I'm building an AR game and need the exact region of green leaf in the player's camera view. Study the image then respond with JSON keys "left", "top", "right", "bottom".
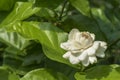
{"left": 22, "top": 43, "right": 44, "bottom": 66}
{"left": 35, "top": 0, "right": 64, "bottom": 9}
{"left": 69, "top": 0, "right": 90, "bottom": 16}
{"left": 75, "top": 65, "right": 120, "bottom": 80}
{"left": 61, "top": 14, "right": 106, "bottom": 40}
{"left": 0, "top": 12, "right": 10, "bottom": 23}
{"left": 3, "top": 43, "right": 45, "bottom": 76}
{"left": 0, "top": 0, "right": 28, "bottom": 11}
{"left": 5, "top": 21, "right": 79, "bottom": 68}
{"left": 0, "top": 29, "right": 30, "bottom": 55}
{"left": 0, "top": 2, "right": 40, "bottom": 27}
{"left": 45, "top": 59, "right": 77, "bottom": 80}
{"left": 91, "top": 8, "right": 120, "bottom": 42}
{"left": 35, "top": 8, "right": 55, "bottom": 20}
{"left": 0, "top": 2, "right": 39, "bottom": 55}
{"left": 3, "top": 52, "right": 24, "bottom": 72}
{"left": 20, "top": 68, "right": 68, "bottom": 80}
{"left": 74, "top": 72, "right": 86, "bottom": 80}
{"left": 0, "top": 0, "right": 15, "bottom": 11}
{"left": 9, "top": 73, "right": 20, "bottom": 80}
{"left": 0, "top": 66, "right": 20, "bottom": 80}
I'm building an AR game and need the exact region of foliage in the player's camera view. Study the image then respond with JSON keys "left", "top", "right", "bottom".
{"left": 0, "top": 0, "right": 120, "bottom": 80}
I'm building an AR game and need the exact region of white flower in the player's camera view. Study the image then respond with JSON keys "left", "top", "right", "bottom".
{"left": 60, "top": 29, "right": 107, "bottom": 66}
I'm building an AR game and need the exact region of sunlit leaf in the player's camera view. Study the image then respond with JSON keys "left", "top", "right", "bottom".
{"left": 75, "top": 65, "right": 120, "bottom": 80}
{"left": 0, "top": 2, "right": 40, "bottom": 55}
{"left": 0, "top": 29, "right": 30, "bottom": 55}
{"left": 20, "top": 68, "right": 68, "bottom": 80}
{"left": 5, "top": 21, "right": 79, "bottom": 68}
{"left": 0, "top": 2, "right": 40, "bottom": 27}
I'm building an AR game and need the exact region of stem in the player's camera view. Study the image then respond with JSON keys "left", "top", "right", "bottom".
{"left": 59, "top": 0, "right": 68, "bottom": 20}
{"left": 78, "top": 63, "right": 85, "bottom": 72}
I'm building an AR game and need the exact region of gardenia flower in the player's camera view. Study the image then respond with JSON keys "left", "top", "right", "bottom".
{"left": 60, "top": 29, "right": 107, "bottom": 66}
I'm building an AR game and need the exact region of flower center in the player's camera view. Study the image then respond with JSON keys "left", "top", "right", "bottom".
{"left": 81, "top": 32, "right": 90, "bottom": 38}
{"left": 79, "top": 32, "right": 93, "bottom": 49}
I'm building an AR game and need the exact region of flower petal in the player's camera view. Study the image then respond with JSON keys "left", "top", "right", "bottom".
{"left": 79, "top": 32, "right": 93, "bottom": 49}
{"left": 89, "top": 56, "right": 97, "bottom": 64}
{"left": 96, "top": 52, "right": 105, "bottom": 58}
{"left": 90, "top": 33, "right": 95, "bottom": 40}
{"left": 68, "top": 29, "right": 93, "bottom": 48}
{"left": 86, "top": 47, "right": 96, "bottom": 56}
{"left": 95, "top": 41, "right": 107, "bottom": 49}
{"left": 92, "top": 41, "right": 100, "bottom": 50}
{"left": 61, "top": 28, "right": 107, "bottom": 66}
{"left": 60, "top": 41, "right": 81, "bottom": 51}
{"left": 68, "top": 28, "right": 80, "bottom": 40}
{"left": 79, "top": 51, "right": 88, "bottom": 61}
{"left": 99, "top": 41, "right": 107, "bottom": 49}
{"left": 63, "top": 51, "right": 71, "bottom": 59}
{"left": 96, "top": 47, "right": 105, "bottom": 58}
{"left": 95, "top": 41, "right": 107, "bottom": 58}
{"left": 69, "top": 54, "right": 80, "bottom": 64}
{"left": 60, "top": 42, "right": 71, "bottom": 50}
{"left": 87, "top": 41, "right": 100, "bottom": 56}
{"left": 81, "top": 57, "right": 89, "bottom": 66}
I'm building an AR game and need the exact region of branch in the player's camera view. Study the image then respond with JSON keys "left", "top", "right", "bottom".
{"left": 59, "top": 0, "right": 68, "bottom": 20}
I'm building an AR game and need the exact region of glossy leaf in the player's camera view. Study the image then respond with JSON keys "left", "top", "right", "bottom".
{"left": 0, "top": 2, "right": 40, "bottom": 55}
{"left": 75, "top": 65, "right": 120, "bottom": 80}
{"left": 20, "top": 68, "right": 68, "bottom": 80}
{"left": 0, "top": 0, "right": 28, "bottom": 11}
{"left": 0, "top": 29, "right": 30, "bottom": 55}
{"left": 69, "top": 0, "right": 90, "bottom": 16}
{"left": 5, "top": 21, "right": 79, "bottom": 68}
{"left": 0, "top": 2, "right": 40, "bottom": 27}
